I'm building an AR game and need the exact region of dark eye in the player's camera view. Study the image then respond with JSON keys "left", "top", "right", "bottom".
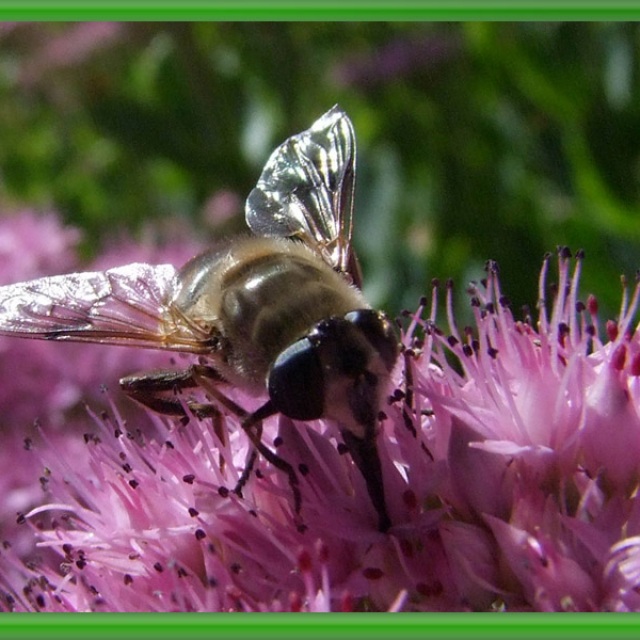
{"left": 267, "top": 337, "right": 325, "bottom": 421}
{"left": 344, "top": 309, "right": 399, "bottom": 372}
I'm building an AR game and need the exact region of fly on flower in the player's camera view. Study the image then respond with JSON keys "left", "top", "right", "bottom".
{"left": 0, "top": 106, "right": 399, "bottom": 532}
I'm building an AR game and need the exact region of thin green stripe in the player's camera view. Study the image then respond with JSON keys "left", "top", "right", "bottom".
{"left": 0, "top": 1, "right": 639, "bottom": 20}
{"left": 5, "top": 0, "right": 640, "bottom": 7}
{"left": 5, "top": 13, "right": 640, "bottom": 21}
{"left": 2, "top": 614, "right": 640, "bottom": 639}
{"left": 4, "top": 11, "right": 640, "bottom": 18}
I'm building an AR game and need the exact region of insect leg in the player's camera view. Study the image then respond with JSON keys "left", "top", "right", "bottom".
{"left": 120, "top": 368, "right": 202, "bottom": 417}
{"left": 121, "top": 364, "right": 234, "bottom": 419}
{"left": 233, "top": 435, "right": 260, "bottom": 497}
{"left": 120, "top": 367, "right": 230, "bottom": 470}
{"left": 122, "top": 365, "right": 303, "bottom": 520}
{"left": 191, "top": 368, "right": 302, "bottom": 519}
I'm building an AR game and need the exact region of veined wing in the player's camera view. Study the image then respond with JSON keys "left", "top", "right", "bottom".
{"left": 245, "top": 105, "right": 357, "bottom": 281}
{"left": 0, "top": 263, "right": 212, "bottom": 353}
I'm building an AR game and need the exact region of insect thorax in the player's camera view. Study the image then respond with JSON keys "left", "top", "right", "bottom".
{"left": 174, "top": 237, "right": 368, "bottom": 388}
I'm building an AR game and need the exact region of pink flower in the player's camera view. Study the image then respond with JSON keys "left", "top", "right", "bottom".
{"left": 3, "top": 225, "right": 640, "bottom": 611}
{"left": 0, "top": 210, "right": 81, "bottom": 284}
{"left": 0, "top": 211, "right": 203, "bottom": 551}
{"left": 414, "top": 249, "right": 640, "bottom": 610}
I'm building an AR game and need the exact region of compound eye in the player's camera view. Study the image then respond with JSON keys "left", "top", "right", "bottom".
{"left": 344, "top": 309, "right": 399, "bottom": 372}
{"left": 268, "top": 337, "right": 325, "bottom": 421}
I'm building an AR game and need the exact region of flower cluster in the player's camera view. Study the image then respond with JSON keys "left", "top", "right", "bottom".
{"left": 2, "top": 210, "right": 640, "bottom": 611}
{"left": 0, "top": 211, "right": 203, "bottom": 554}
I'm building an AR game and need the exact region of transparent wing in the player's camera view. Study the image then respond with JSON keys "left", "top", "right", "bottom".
{"left": 0, "top": 263, "right": 211, "bottom": 353}
{"left": 245, "top": 104, "right": 357, "bottom": 278}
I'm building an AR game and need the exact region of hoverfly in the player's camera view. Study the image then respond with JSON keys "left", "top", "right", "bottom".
{"left": 0, "top": 106, "right": 399, "bottom": 532}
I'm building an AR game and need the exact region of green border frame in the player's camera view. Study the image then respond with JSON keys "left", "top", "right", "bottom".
{"left": 1, "top": 3, "right": 640, "bottom": 638}
{"left": 0, "top": 0, "right": 638, "bottom": 20}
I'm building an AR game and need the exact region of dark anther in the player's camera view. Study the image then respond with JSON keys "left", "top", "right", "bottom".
{"left": 363, "top": 567, "right": 384, "bottom": 580}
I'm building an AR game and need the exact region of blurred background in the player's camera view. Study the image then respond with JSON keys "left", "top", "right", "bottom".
{"left": 0, "top": 21, "right": 639, "bottom": 323}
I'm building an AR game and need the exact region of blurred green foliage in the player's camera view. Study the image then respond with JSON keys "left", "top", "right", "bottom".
{"left": 0, "top": 22, "right": 639, "bottom": 323}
